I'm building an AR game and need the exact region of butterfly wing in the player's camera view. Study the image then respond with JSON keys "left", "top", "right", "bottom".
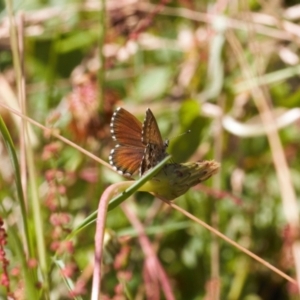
{"left": 109, "top": 146, "right": 145, "bottom": 177}
{"left": 142, "top": 109, "right": 164, "bottom": 146}
{"left": 140, "top": 109, "right": 168, "bottom": 175}
{"left": 109, "top": 107, "right": 145, "bottom": 176}
{"left": 110, "top": 107, "right": 144, "bottom": 147}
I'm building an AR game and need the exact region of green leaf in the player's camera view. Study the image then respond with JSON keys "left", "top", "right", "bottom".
{"left": 178, "top": 99, "right": 200, "bottom": 128}
{"left": 169, "top": 100, "right": 209, "bottom": 162}
{"left": 56, "top": 31, "right": 98, "bottom": 53}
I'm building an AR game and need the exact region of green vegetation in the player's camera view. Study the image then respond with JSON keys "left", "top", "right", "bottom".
{"left": 1, "top": 0, "right": 300, "bottom": 299}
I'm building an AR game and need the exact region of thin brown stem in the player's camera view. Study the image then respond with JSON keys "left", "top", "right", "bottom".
{"left": 162, "top": 200, "right": 297, "bottom": 285}
{"left": 0, "top": 102, "right": 112, "bottom": 170}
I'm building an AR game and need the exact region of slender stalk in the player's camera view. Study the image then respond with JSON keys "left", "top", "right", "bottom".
{"left": 27, "top": 138, "right": 50, "bottom": 297}
{"left": 0, "top": 102, "right": 112, "bottom": 169}
{"left": 0, "top": 116, "right": 38, "bottom": 298}
{"left": 210, "top": 96, "right": 224, "bottom": 300}
{"left": 17, "top": 12, "right": 28, "bottom": 230}
{"left": 3, "top": 2, "right": 45, "bottom": 296}
{"left": 91, "top": 182, "right": 131, "bottom": 300}
{"left": 0, "top": 9, "right": 49, "bottom": 288}
{"left": 5, "top": 0, "right": 21, "bottom": 88}
{"left": 4, "top": 0, "right": 32, "bottom": 256}
{"left": 121, "top": 203, "right": 175, "bottom": 300}
{"left": 162, "top": 200, "right": 297, "bottom": 285}
{"left": 98, "top": 0, "right": 106, "bottom": 110}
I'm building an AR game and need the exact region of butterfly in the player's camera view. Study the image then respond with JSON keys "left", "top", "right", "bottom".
{"left": 109, "top": 107, "right": 169, "bottom": 177}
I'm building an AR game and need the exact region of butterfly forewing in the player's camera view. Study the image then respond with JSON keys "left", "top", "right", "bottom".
{"left": 110, "top": 107, "right": 144, "bottom": 147}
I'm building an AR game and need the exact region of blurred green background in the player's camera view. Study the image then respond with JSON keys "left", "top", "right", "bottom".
{"left": 1, "top": 0, "right": 300, "bottom": 299}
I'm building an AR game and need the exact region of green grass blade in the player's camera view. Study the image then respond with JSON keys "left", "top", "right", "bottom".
{"left": 0, "top": 116, "right": 32, "bottom": 256}
{"left": 68, "top": 155, "right": 172, "bottom": 238}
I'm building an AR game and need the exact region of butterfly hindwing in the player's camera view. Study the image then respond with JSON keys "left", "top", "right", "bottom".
{"left": 109, "top": 146, "right": 145, "bottom": 177}
{"left": 142, "top": 109, "right": 164, "bottom": 146}
{"left": 139, "top": 109, "right": 168, "bottom": 175}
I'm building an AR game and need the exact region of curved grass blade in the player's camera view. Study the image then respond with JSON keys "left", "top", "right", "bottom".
{"left": 0, "top": 115, "right": 38, "bottom": 298}
{"left": 68, "top": 155, "right": 172, "bottom": 238}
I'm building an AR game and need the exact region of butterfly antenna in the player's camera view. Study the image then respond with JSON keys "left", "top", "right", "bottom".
{"left": 170, "top": 130, "right": 191, "bottom": 141}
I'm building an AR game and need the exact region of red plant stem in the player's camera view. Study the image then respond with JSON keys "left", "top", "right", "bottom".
{"left": 121, "top": 203, "right": 175, "bottom": 300}
{"left": 91, "top": 181, "right": 132, "bottom": 300}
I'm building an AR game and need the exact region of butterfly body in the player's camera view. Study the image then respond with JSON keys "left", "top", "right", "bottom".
{"left": 109, "top": 107, "right": 168, "bottom": 177}
{"left": 140, "top": 142, "right": 168, "bottom": 175}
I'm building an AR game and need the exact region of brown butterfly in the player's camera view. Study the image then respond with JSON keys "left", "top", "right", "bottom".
{"left": 109, "top": 107, "right": 168, "bottom": 177}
